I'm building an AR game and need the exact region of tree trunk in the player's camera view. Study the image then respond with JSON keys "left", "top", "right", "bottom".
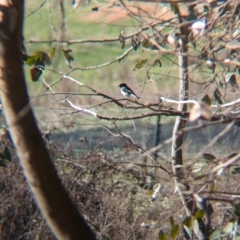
{"left": 0, "top": 1, "right": 96, "bottom": 239}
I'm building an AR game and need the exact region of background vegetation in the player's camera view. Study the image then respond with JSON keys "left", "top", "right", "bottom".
{"left": 1, "top": 0, "right": 240, "bottom": 239}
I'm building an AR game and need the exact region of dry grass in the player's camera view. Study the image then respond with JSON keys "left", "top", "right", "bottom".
{"left": 1, "top": 130, "right": 239, "bottom": 239}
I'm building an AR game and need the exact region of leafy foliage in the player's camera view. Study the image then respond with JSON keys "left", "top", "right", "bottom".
{"left": 158, "top": 230, "right": 167, "bottom": 240}
{"left": 62, "top": 49, "right": 74, "bottom": 65}
{"left": 133, "top": 59, "right": 148, "bottom": 71}
{"left": 24, "top": 47, "right": 73, "bottom": 81}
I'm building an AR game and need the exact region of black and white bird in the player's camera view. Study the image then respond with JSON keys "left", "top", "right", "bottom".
{"left": 118, "top": 83, "right": 140, "bottom": 99}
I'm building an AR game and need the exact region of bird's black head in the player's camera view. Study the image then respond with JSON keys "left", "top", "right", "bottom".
{"left": 119, "top": 83, "right": 127, "bottom": 88}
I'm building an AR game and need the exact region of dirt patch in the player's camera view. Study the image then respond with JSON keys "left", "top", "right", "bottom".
{"left": 77, "top": 2, "right": 188, "bottom": 23}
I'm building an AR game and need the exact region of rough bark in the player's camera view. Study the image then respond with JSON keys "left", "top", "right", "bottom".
{"left": 171, "top": 7, "right": 189, "bottom": 180}
{"left": 0, "top": 1, "right": 96, "bottom": 239}
{"left": 171, "top": 7, "right": 207, "bottom": 240}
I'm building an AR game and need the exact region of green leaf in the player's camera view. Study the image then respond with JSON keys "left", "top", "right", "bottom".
{"left": 142, "top": 39, "right": 151, "bottom": 48}
{"left": 30, "top": 66, "right": 43, "bottom": 82}
{"left": 25, "top": 55, "right": 38, "bottom": 65}
{"left": 193, "top": 219, "right": 200, "bottom": 236}
{"left": 207, "top": 202, "right": 214, "bottom": 215}
{"left": 222, "top": 222, "right": 234, "bottom": 236}
{"left": 235, "top": 120, "right": 240, "bottom": 127}
{"left": 119, "top": 30, "right": 125, "bottom": 49}
{"left": 132, "top": 35, "right": 141, "bottom": 51}
{"left": 49, "top": 47, "right": 56, "bottom": 59}
{"left": 0, "top": 153, "right": 5, "bottom": 159}
{"left": 213, "top": 88, "right": 224, "bottom": 105}
{"left": 170, "top": 224, "right": 179, "bottom": 239}
{"left": 0, "top": 160, "right": 8, "bottom": 168}
{"left": 202, "top": 153, "right": 216, "bottom": 161}
{"left": 194, "top": 209, "right": 205, "bottom": 219}
{"left": 169, "top": 216, "right": 175, "bottom": 227}
{"left": 35, "top": 51, "right": 50, "bottom": 65}
{"left": 229, "top": 153, "right": 238, "bottom": 158}
{"left": 25, "top": 50, "right": 53, "bottom": 66}
{"left": 234, "top": 202, "right": 240, "bottom": 217}
{"left": 159, "top": 230, "right": 167, "bottom": 240}
{"left": 201, "top": 94, "right": 212, "bottom": 106}
{"left": 26, "top": 51, "right": 50, "bottom": 66}
{"left": 0, "top": 181, "right": 5, "bottom": 192}
{"left": 183, "top": 216, "right": 192, "bottom": 228}
{"left": 225, "top": 71, "right": 238, "bottom": 89}
{"left": 219, "top": 80, "right": 225, "bottom": 89}
{"left": 200, "top": 48, "right": 207, "bottom": 59}
{"left": 190, "top": 33, "right": 196, "bottom": 49}
{"left": 183, "top": 225, "right": 192, "bottom": 239}
{"left": 91, "top": 6, "right": 99, "bottom": 11}
{"left": 232, "top": 220, "right": 239, "bottom": 236}
{"left": 231, "top": 166, "right": 240, "bottom": 174}
{"left": 153, "top": 59, "right": 162, "bottom": 67}
{"left": 133, "top": 59, "right": 148, "bottom": 71}
{"left": 62, "top": 49, "right": 74, "bottom": 64}
{"left": 208, "top": 181, "right": 217, "bottom": 193}
{"left": 209, "top": 229, "right": 221, "bottom": 240}
{"left": 4, "top": 146, "right": 11, "bottom": 162}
